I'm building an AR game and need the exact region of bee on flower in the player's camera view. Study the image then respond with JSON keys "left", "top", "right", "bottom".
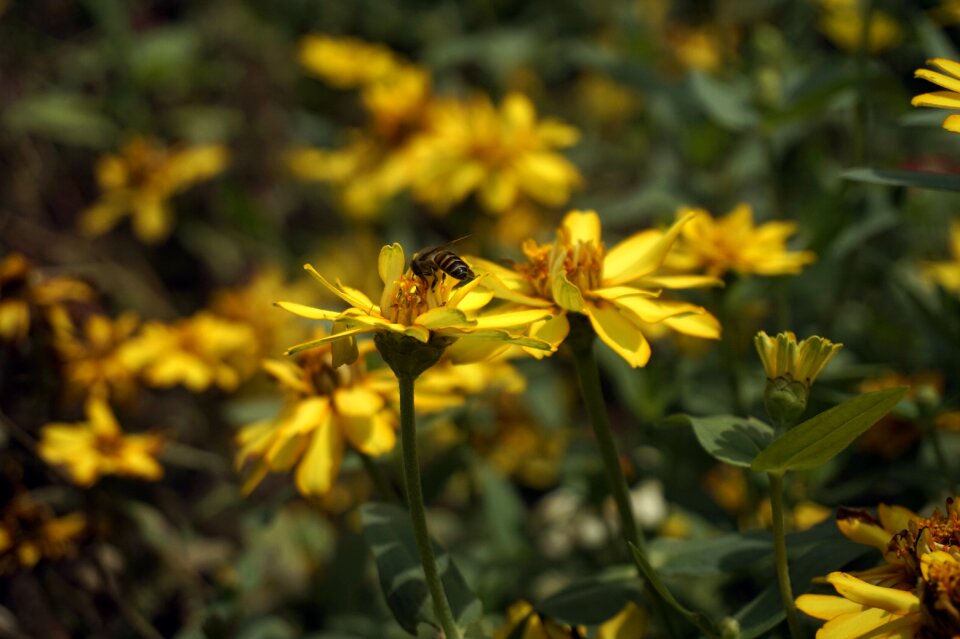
{"left": 79, "top": 136, "right": 228, "bottom": 243}
{"left": 39, "top": 397, "right": 164, "bottom": 487}
{"left": 471, "top": 210, "right": 721, "bottom": 367}
{"left": 0, "top": 253, "right": 95, "bottom": 344}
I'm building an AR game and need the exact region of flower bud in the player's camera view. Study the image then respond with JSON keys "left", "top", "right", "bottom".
{"left": 763, "top": 376, "right": 809, "bottom": 427}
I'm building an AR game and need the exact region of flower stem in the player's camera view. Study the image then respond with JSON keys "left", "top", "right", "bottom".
{"left": 397, "top": 374, "right": 461, "bottom": 639}
{"left": 768, "top": 472, "right": 802, "bottom": 639}
{"left": 567, "top": 326, "right": 682, "bottom": 639}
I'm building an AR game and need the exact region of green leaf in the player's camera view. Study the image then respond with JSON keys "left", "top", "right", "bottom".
{"left": 751, "top": 387, "right": 908, "bottom": 473}
{"left": 672, "top": 414, "right": 774, "bottom": 468}
{"left": 536, "top": 575, "right": 642, "bottom": 626}
{"left": 629, "top": 544, "right": 719, "bottom": 638}
{"left": 689, "top": 71, "right": 759, "bottom": 130}
{"left": 4, "top": 92, "right": 118, "bottom": 148}
{"left": 649, "top": 533, "right": 771, "bottom": 578}
{"left": 843, "top": 168, "right": 960, "bottom": 193}
{"left": 360, "top": 503, "right": 482, "bottom": 636}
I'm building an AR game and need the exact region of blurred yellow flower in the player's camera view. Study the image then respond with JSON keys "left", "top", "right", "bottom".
{"left": 39, "top": 397, "right": 164, "bottom": 487}
{"left": 236, "top": 342, "right": 397, "bottom": 496}
{"left": 666, "top": 25, "right": 728, "bottom": 72}
{"left": 818, "top": 0, "right": 902, "bottom": 53}
{"left": 79, "top": 136, "right": 228, "bottom": 243}
{"left": 277, "top": 243, "right": 552, "bottom": 357}
{"left": 0, "top": 253, "right": 95, "bottom": 343}
{"left": 754, "top": 331, "right": 841, "bottom": 387}
{"left": 494, "top": 600, "right": 646, "bottom": 639}
{"left": 921, "top": 220, "right": 960, "bottom": 293}
{"left": 298, "top": 35, "right": 401, "bottom": 89}
{"left": 474, "top": 210, "right": 721, "bottom": 367}
{"left": 411, "top": 93, "right": 581, "bottom": 215}
{"left": 52, "top": 312, "right": 142, "bottom": 402}
{"left": 0, "top": 493, "right": 86, "bottom": 573}
{"left": 122, "top": 312, "right": 257, "bottom": 392}
{"left": 913, "top": 59, "right": 960, "bottom": 133}
{"left": 668, "top": 204, "right": 816, "bottom": 277}
{"left": 575, "top": 73, "right": 642, "bottom": 128}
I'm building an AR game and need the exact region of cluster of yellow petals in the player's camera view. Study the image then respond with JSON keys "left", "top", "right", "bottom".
{"left": 754, "top": 331, "right": 843, "bottom": 387}
{"left": 0, "top": 252, "right": 95, "bottom": 343}
{"left": 39, "top": 397, "right": 164, "bottom": 487}
{"left": 290, "top": 35, "right": 581, "bottom": 218}
{"left": 475, "top": 210, "right": 721, "bottom": 367}
{"left": 277, "top": 243, "right": 552, "bottom": 358}
{"left": 0, "top": 493, "right": 86, "bottom": 573}
{"left": 797, "top": 497, "right": 960, "bottom": 638}
{"left": 668, "top": 204, "right": 816, "bottom": 278}
{"left": 913, "top": 59, "right": 960, "bottom": 133}
{"left": 818, "top": 0, "right": 903, "bottom": 53}
{"left": 52, "top": 312, "right": 142, "bottom": 402}
{"left": 121, "top": 312, "right": 257, "bottom": 392}
{"left": 80, "top": 136, "right": 228, "bottom": 243}
{"left": 494, "top": 600, "right": 646, "bottom": 639}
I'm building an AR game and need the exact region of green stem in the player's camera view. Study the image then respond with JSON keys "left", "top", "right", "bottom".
{"left": 568, "top": 332, "right": 683, "bottom": 639}
{"left": 768, "top": 472, "right": 802, "bottom": 639}
{"left": 397, "top": 374, "right": 461, "bottom": 639}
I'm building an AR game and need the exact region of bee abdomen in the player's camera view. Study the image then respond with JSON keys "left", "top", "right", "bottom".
{"left": 435, "top": 251, "right": 475, "bottom": 281}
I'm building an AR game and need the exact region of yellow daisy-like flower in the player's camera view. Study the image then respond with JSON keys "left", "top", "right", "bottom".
{"left": 121, "top": 312, "right": 257, "bottom": 392}
{"left": 0, "top": 493, "right": 86, "bottom": 573}
{"left": 665, "top": 24, "right": 729, "bottom": 73}
{"left": 276, "top": 243, "right": 552, "bottom": 358}
{"left": 818, "top": 0, "right": 903, "bottom": 53}
{"left": 52, "top": 312, "right": 142, "bottom": 402}
{"left": 38, "top": 397, "right": 164, "bottom": 487}
{"left": 411, "top": 93, "right": 582, "bottom": 215}
{"left": 668, "top": 204, "right": 816, "bottom": 278}
{"left": 0, "top": 253, "right": 95, "bottom": 343}
{"left": 921, "top": 220, "right": 960, "bottom": 293}
{"left": 494, "top": 600, "right": 647, "bottom": 639}
{"left": 298, "top": 35, "right": 401, "bottom": 89}
{"left": 474, "top": 210, "right": 721, "bottom": 367}
{"left": 79, "top": 136, "right": 228, "bottom": 243}
{"left": 236, "top": 340, "right": 485, "bottom": 496}
{"left": 912, "top": 59, "right": 960, "bottom": 133}
{"left": 754, "top": 331, "right": 842, "bottom": 388}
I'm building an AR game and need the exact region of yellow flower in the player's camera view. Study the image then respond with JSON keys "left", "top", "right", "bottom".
{"left": 754, "top": 331, "right": 842, "bottom": 387}
{"left": 494, "top": 600, "right": 646, "bottom": 639}
{"left": 475, "top": 210, "right": 721, "bottom": 367}
{"left": 236, "top": 339, "right": 480, "bottom": 496}
{"left": 818, "top": 0, "right": 902, "bottom": 53}
{"left": 39, "top": 397, "right": 164, "bottom": 487}
{"left": 53, "top": 312, "right": 142, "bottom": 402}
{"left": 411, "top": 93, "right": 581, "bottom": 215}
{"left": 665, "top": 25, "right": 729, "bottom": 72}
{"left": 668, "top": 204, "right": 816, "bottom": 277}
{"left": 0, "top": 493, "right": 86, "bottom": 573}
{"left": 913, "top": 59, "right": 960, "bottom": 133}
{"left": 121, "top": 312, "right": 257, "bottom": 392}
{"left": 298, "top": 35, "right": 401, "bottom": 89}
{"left": 921, "top": 220, "right": 960, "bottom": 293}
{"left": 79, "top": 136, "right": 228, "bottom": 243}
{"left": 276, "top": 243, "right": 552, "bottom": 358}
{"left": 0, "top": 253, "right": 95, "bottom": 343}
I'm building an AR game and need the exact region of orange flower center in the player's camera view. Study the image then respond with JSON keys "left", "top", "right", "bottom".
{"left": 382, "top": 271, "right": 453, "bottom": 325}
{"left": 299, "top": 348, "right": 359, "bottom": 396}
{"left": 561, "top": 236, "right": 605, "bottom": 293}
{"left": 923, "top": 558, "right": 960, "bottom": 635}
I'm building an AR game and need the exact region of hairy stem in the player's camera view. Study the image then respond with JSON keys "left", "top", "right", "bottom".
{"left": 769, "top": 472, "right": 802, "bottom": 639}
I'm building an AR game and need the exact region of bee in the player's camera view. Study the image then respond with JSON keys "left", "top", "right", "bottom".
{"left": 411, "top": 238, "right": 476, "bottom": 290}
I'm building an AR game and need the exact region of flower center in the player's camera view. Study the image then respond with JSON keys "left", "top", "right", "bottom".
{"left": 94, "top": 433, "right": 124, "bottom": 457}
{"left": 300, "top": 348, "right": 352, "bottom": 395}
{"left": 560, "top": 236, "right": 605, "bottom": 293}
{"left": 382, "top": 271, "right": 451, "bottom": 325}
{"left": 922, "top": 556, "right": 960, "bottom": 635}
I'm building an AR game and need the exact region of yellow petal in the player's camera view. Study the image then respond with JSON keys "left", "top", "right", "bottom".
{"left": 610, "top": 296, "right": 701, "bottom": 324}
{"left": 943, "top": 113, "right": 960, "bottom": 132}
{"left": 915, "top": 68, "right": 960, "bottom": 94}
{"left": 561, "top": 210, "right": 601, "bottom": 244}
{"left": 131, "top": 197, "right": 173, "bottom": 243}
{"left": 415, "top": 307, "right": 472, "bottom": 330}
{"left": 341, "top": 411, "right": 396, "bottom": 456}
{"left": 795, "top": 594, "right": 869, "bottom": 621}
{"left": 817, "top": 607, "right": 911, "bottom": 639}
{"left": 79, "top": 198, "right": 129, "bottom": 237}
{"left": 333, "top": 386, "right": 384, "bottom": 417}
{"left": 285, "top": 328, "right": 371, "bottom": 356}
{"left": 634, "top": 274, "right": 724, "bottom": 289}
{"left": 304, "top": 264, "right": 376, "bottom": 312}
{"left": 929, "top": 57, "right": 960, "bottom": 78}
{"left": 295, "top": 414, "right": 343, "bottom": 496}
{"left": 275, "top": 301, "right": 343, "bottom": 321}
{"left": 911, "top": 90, "right": 960, "bottom": 109}
{"left": 837, "top": 517, "right": 892, "bottom": 551}
{"left": 378, "top": 243, "right": 406, "bottom": 287}
{"left": 826, "top": 572, "right": 920, "bottom": 614}
{"left": 603, "top": 212, "right": 695, "bottom": 284}
{"left": 86, "top": 397, "right": 120, "bottom": 436}
{"left": 877, "top": 504, "right": 916, "bottom": 536}
{"left": 596, "top": 602, "right": 646, "bottom": 639}
{"left": 473, "top": 309, "right": 553, "bottom": 330}
{"left": 585, "top": 302, "right": 651, "bottom": 368}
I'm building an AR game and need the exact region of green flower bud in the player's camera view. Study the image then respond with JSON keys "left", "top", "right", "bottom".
{"left": 764, "top": 375, "right": 809, "bottom": 428}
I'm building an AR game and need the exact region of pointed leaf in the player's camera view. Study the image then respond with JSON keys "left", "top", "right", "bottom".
{"left": 536, "top": 575, "right": 642, "bottom": 626}
{"left": 672, "top": 414, "right": 774, "bottom": 468}
{"left": 843, "top": 168, "right": 960, "bottom": 192}
{"left": 360, "top": 503, "right": 482, "bottom": 636}
{"left": 751, "top": 387, "right": 908, "bottom": 473}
